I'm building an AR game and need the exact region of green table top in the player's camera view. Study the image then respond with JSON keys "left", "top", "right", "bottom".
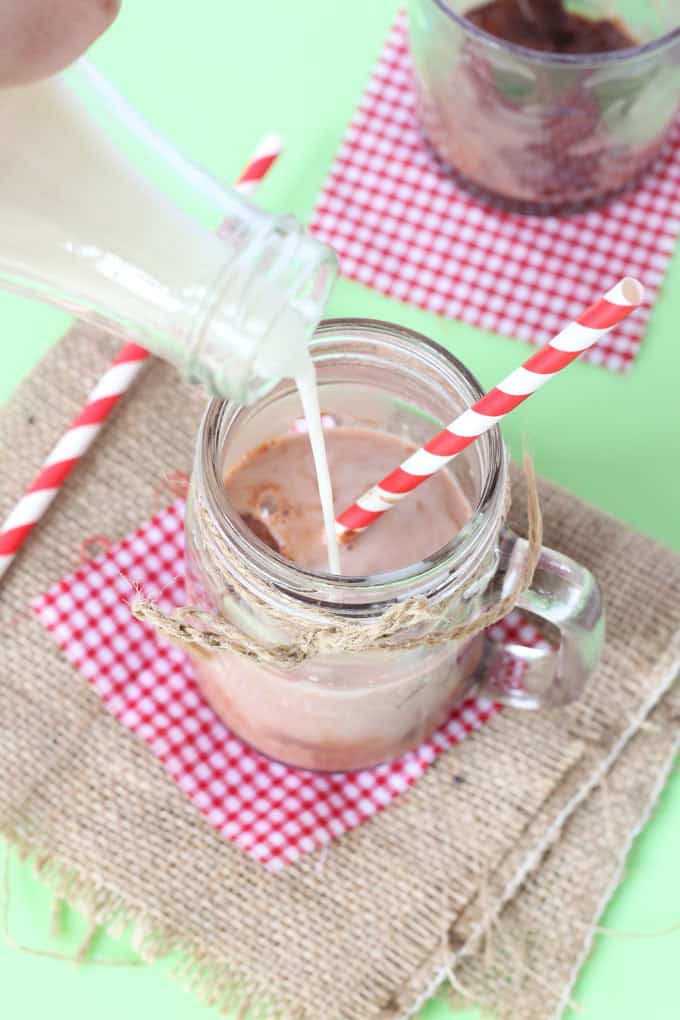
{"left": 1, "top": 2, "right": 678, "bottom": 1018}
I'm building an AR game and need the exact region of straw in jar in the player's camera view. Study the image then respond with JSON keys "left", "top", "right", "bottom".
{"left": 336, "top": 278, "right": 644, "bottom": 537}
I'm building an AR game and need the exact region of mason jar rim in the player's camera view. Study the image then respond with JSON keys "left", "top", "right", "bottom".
{"left": 427, "top": 0, "right": 680, "bottom": 66}
{"left": 196, "top": 317, "right": 506, "bottom": 611}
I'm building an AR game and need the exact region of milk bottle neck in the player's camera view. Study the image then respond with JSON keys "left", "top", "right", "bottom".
{"left": 0, "top": 61, "right": 337, "bottom": 403}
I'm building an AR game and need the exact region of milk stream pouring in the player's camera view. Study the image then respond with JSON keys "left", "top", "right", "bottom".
{"left": 0, "top": 60, "right": 341, "bottom": 569}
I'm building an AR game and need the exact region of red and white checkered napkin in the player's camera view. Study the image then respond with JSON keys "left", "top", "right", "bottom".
{"left": 32, "top": 500, "right": 546, "bottom": 871}
{"left": 310, "top": 11, "right": 680, "bottom": 373}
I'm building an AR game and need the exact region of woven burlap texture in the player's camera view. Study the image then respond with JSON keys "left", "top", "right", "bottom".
{"left": 0, "top": 326, "right": 678, "bottom": 1020}
{"left": 451, "top": 691, "right": 679, "bottom": 1020}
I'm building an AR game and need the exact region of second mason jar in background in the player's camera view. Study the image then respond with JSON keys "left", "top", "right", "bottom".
{"left": 408, "top": 0, "right": 680, "bottom": 209}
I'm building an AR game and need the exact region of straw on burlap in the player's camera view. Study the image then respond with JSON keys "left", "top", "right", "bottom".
{"left": 0, "top": 325, "right": 678, "bottom": 1020}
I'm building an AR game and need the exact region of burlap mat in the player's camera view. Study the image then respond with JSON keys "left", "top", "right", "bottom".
{"left": 0, "top": 326, "right": 678, "bottom": 1020}
{"left": 452, "top": 691, "right": 679, "bottom": 1020}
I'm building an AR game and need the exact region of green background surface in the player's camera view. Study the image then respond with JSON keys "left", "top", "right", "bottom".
{"left": 1, "top": 2, "right": 678, "bottom": 1018}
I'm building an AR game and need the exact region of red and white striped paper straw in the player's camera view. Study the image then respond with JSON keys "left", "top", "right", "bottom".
{"left": 0, "top": 137, "right": 283, "bottom": 581}
{"left": 336, "top": 278, "right": 645, "bottom": 538}
{"left": 0, "top": 342, "right": 149, "bottom": 579}
{"left": 233, "top": 133, "right": 283, "bottom": 196}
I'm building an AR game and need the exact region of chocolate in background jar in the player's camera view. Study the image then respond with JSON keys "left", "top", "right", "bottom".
{"left": 465, "top": 0, "right": 635, "bottom": 55}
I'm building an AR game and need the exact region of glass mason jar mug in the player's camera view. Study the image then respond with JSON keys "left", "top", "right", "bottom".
{"left": 185, "top": 320, "right": 604, "bottom": 772}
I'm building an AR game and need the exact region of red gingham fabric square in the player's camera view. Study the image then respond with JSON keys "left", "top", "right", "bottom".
{"left": 310, "top": 11, "right": 680, "bottom": 373}
{"left": 33, "top": 501, "right": 549, "bottom": 871}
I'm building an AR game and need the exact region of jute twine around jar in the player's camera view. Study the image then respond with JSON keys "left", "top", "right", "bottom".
{"left": 133, "top": 455, "right": 542, "bottom": 669}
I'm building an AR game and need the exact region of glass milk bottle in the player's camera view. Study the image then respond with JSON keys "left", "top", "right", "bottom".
{"left": 0, "top": 60, "right": 337, "bottom": 402}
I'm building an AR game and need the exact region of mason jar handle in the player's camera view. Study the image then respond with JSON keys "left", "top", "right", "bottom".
{"left": 477, "top": 528, "right": 605, "bottom": 709}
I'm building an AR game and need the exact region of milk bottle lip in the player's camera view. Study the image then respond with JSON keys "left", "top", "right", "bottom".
{"left": 194, "top": 319, "right": 507, "bottom": 612}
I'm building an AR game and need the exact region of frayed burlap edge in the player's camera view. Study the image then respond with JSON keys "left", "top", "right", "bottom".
{"left": 2, "top": 831, "right": 291, "bottom": 1020}
{"left": 391, "top": 646, "right": 680, "bottom": 1020}
{"left": 549, "top": 729, "right": 680, "bottom": 1020}
{"left": 3, "top": 660, "right": 677, "bottom": 1020}
{"left": 448, "top": 687, "right": 680, "bottom": 1020}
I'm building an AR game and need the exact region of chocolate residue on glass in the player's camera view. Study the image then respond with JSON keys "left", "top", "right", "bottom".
{"left": 466, "top": 0, "right": 636, "bottom": 53}
{"left": 240, "top": 512, "right": 282, "bottom": 555}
